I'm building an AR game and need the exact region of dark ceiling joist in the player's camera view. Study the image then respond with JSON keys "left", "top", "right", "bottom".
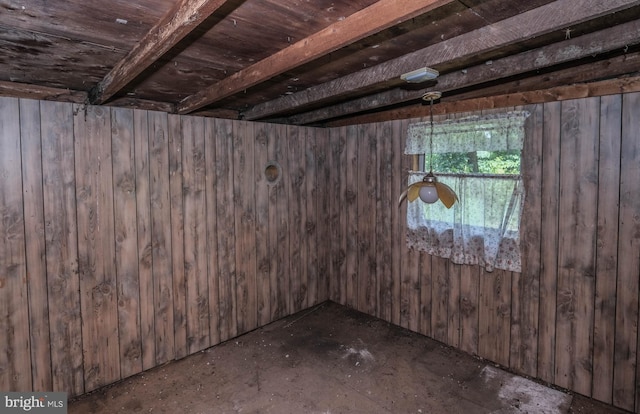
{"left": 326, "top": 68, "right": 640, "bottom": 127}
{"left": 89, "top": 0, "right": 231, "bottom": 105}
{"left": 0, "top": 80, "right": 87, "bottom": 103}
{"left": 287, "top": 18, "right": 640, "bottom": 125}
{"left": 243, "top": 0, "right": 640, "bottom": 121}
{"left": 175, "top": 0, "right": 455, "bottom": 114}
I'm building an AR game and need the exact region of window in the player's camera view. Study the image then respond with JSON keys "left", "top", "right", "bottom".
{"left": 404, "top": 111, "right": 529, "bottom": 272}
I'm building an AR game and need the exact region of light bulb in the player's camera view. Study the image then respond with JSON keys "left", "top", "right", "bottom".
{"left": 419, "top": 185, "right": 439, "bottom": 203}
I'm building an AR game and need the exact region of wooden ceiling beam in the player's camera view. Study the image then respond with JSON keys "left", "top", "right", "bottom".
{"left": 325, "top": 72, "right": 640, "bottom": 127}
{"left": 287, "top": 18, "right": 640, "bottom": 124}
{"left": 89, "top": 0, "right": 231, "bottom": 105}
{"left": 243, "top": 0, "right": 640, "bottom": 121}
{"left": 0, "top": 80, "right": 87, "bottom": 103}
{"left": 175, "top": 0, "right": 455, "bottom": 114}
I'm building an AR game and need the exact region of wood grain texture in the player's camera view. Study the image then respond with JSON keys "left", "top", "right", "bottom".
{"left": 614, "top": 92, "right": 640, "bottom": 411}
{"left": 20, "top": 99, "right": 53, "bottom": 391}
{"left": 287, "top": 126, "right": 305, "bottom": 312}
{"left": 592, "top": 95, "right": 621, "bottom": 405}
{"left": 40, "top": 100, "right": 84, "bottom": 395}
{"left": 555, "top": 98, "right": 598, "bottom": 396}
{"left": 254, "top": 123, "right": 271, "bottom": 326}
{"left": 0, "top": 97, "right": 31, "bottom": 391}
{"left": 111, "top": 107, "right": 144, "bottom": 378}
{"left": 133, "top": 109, "right": 156, "bottom": 370}
{"left": 305, "top": 127, "right": 319, "bottom": 307}
{"left": 74, "top": 105, "right": 120, "bottom": 392}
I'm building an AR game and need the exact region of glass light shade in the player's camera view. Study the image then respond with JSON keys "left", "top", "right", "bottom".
{"left": 419, "top": 184, "right": 439, "bottom": 203}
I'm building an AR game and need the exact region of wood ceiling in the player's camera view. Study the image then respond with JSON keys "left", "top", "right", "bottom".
{"left": 2, "top": 0, "right": 640, "bottom": 126}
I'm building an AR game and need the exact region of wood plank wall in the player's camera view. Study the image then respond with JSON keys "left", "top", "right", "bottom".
{"left": 0, "top": 97, "right": 328, "bottom": 397}
{"left": 328, "top": 93, "right": 640, "bottom": 412}
{"left": 2, "top": 92, "right": 640, "bottom": 412}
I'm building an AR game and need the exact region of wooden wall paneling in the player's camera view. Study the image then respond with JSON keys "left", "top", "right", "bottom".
{"left": 592, "top": 95, "right": 622, "bottom": 405}
{"left": 233, "top": 120, "right": 257, "bottom": 333}
{"left": 111, "top": 107, "right": 144, "bottom": 378}
{"left": 357, "top": 123, "right": 378, "bottom": 316}
{"left": 615, "top": 92, "right": 640, "bottom": 412}
{"left": 40, "top": 100, "right": 83, "bottom": 394}
{"left": 133, "top": 109, "right": 156, "bottom": 370}
{"left": 345, "top": 124, "right": 359, "bottom": 310}
{"left": 431, "top": 256, "right": 449, "bottom": 343}
{"left": 555, "top": 97, "right": 598, "bottom": 396}
{"left": 316, "top": 129, "right": 331, "bottom": 304}
{"left": 287, "top": 125, "right": 305, "bottom": 312}
{"left": 459, "top": 264, "right": 480, "bottom": 355}
{"left": 268, "top": 123, "right": 289, "bottom": 319}
{"left": 377, "top": 122, "right": 393, "bottom": 321}
{"left": 254, "top": 122, "right": 271, "bottom": 326}
{"left": 74, "top": 105, "right": 120, "bottom": 391}
{"left": 167, "top": 113, "right": 187, "bottom": 359}
{"left": 20, "top": 99, "right": 52, "bottom": 391}
{"left": 0, "top": 97, "right": 31, "bottom": 391}
{"left": 510, "top": 103, "right": 543, "bottom": 377}
{"left": 447, "top": 262, "right": 461, "bottom": 348}
{"left": 390, "top": 119, "right": 403, "bottom": 326}
{"left": 538, "top": 100, "right": 562, "bottom": 384}
{"left": 214, "top": 118, "right": 237, "bottom": 341}
{"left": 204, "top": 118, "right": 220, "bottom": 345}
{"left": 305, "top": 127, "right": 319, "bottom": 307}
{"left": 329, "top": 126, "right": 347, "bottom": 305}
{"left": 478, "top": 268, "right": 512, "bottom": 367}
{"left": 147, "top": 111, "right": 175, "bottom": 364}
{"left": 182, "top": 115, "right": 210, "bottom": 353}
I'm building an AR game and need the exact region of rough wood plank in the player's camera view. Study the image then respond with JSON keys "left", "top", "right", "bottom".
{"left": 182, "top": 115, "right": 210, "bottom": 353}
{"left": 233, "top": 120, "right": 257, "bottom": 333}
{"left": 133, "top": 109, "right": 156, "bottom": 370}
{"left": 390, "top": 119, "right": 404, "bottom": 326}
{"left": 305, "top": 127, "right": 319, "bottom": 306}
{"left": 478, "top": 268, "right": 512, "bottom": 367}
{"left": 74, "top": 105, "right": 120, "bottom": 392}
{"left": 268, "top": 123, "right": 289, "bottom": 319}
{"left": 377, "top": 122, "right": 393, "bottom": 320}
{"left": 148, "top": 111, "right": 175, "bottom": 364}
{"left": 591, "top": 95, "right": 621, "bottom": 405}
{"left": 316, "top": 129, "right": 332, "bottom": 303}
{"left": 111, "top": 107, "right": 144, "bottom": 378}
{"left": 40, "top": 100, "right": 84, "bottom": 395}
{"left": 345, "top": 125, "right": 359, "bottom": 310}
{"left": 178, "top": 0, "right": 454, "bottom": 113}
{"left": 254, "top": 122, "right": 271, "bottom": 326}
{"left": 537, "top": 100, "right": 561, "bottom": 384}
{"left": 91, "top": 0, "right": 230, "bottom": 104}
{"left": 357, "top": 124, "right": 377, "bottom": 315}
{"left": 432, "top": 256, "right": 449, "bottom": 343}
{"left": 459, "top": 265, "right": 480, "bottom": 355}
{"left": 204, "top": 118, "right": 220, "bottom": 345}
{"left": 167, "top": 113, "right": 187, "bottom": 359}
{"left": 555, "top": 97, "right": 598, "bottom": 396}
{"left": 510, "top": 103, "right": 542, "bottom": 377}
{"left": 0, "top": 80, "right": 87, "bottom": 103}
{"left": 329, "top": 127, "right": 347, "bottom": 304}
{"left": 0, "top": 97, "right": 31, "bottom": 391}
{"left": 214, "top": 118, "right": 237, "bottom": 341}
{"left": 244, "top": 0, "right": 638, "bottom": 121}
{"left": 20, "top": 98, "right": 53, "bottom": 391}
{"left": 447, "top": 263, "right": 461, "bottom": 348}
{"left": 614, "top": 92, "right": 640, "bottom": 411}
{"left": 287, "top": 126, "right": 305, "bottom": 312}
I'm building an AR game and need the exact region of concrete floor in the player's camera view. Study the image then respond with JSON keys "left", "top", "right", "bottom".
{"left": 69, "top": 302, "right": 626, "bottom": 414}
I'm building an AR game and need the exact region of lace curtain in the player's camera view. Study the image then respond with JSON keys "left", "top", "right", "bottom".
{"left": 404, "top": 111, "right": 529, "bottom": 272}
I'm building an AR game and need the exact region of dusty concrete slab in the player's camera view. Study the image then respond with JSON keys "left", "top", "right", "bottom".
{"left": 68, "top": 302, "right": 625, "bottom": 414}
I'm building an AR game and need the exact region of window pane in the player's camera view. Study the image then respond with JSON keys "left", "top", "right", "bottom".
{"left": 428, "top": 149, "right": 521, "bottom": 174}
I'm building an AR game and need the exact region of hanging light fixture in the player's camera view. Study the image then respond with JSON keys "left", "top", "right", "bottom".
{"left": 399, "top": 91, "right": 458, "bottom": 208}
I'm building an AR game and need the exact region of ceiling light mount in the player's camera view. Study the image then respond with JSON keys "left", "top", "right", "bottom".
{"left": 401, "top": 67, "right": 439, "bottom": 83}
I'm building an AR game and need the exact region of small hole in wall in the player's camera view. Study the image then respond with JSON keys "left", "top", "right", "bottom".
{"left": 264, "top": 161, "right": 281, "bottom": 184}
